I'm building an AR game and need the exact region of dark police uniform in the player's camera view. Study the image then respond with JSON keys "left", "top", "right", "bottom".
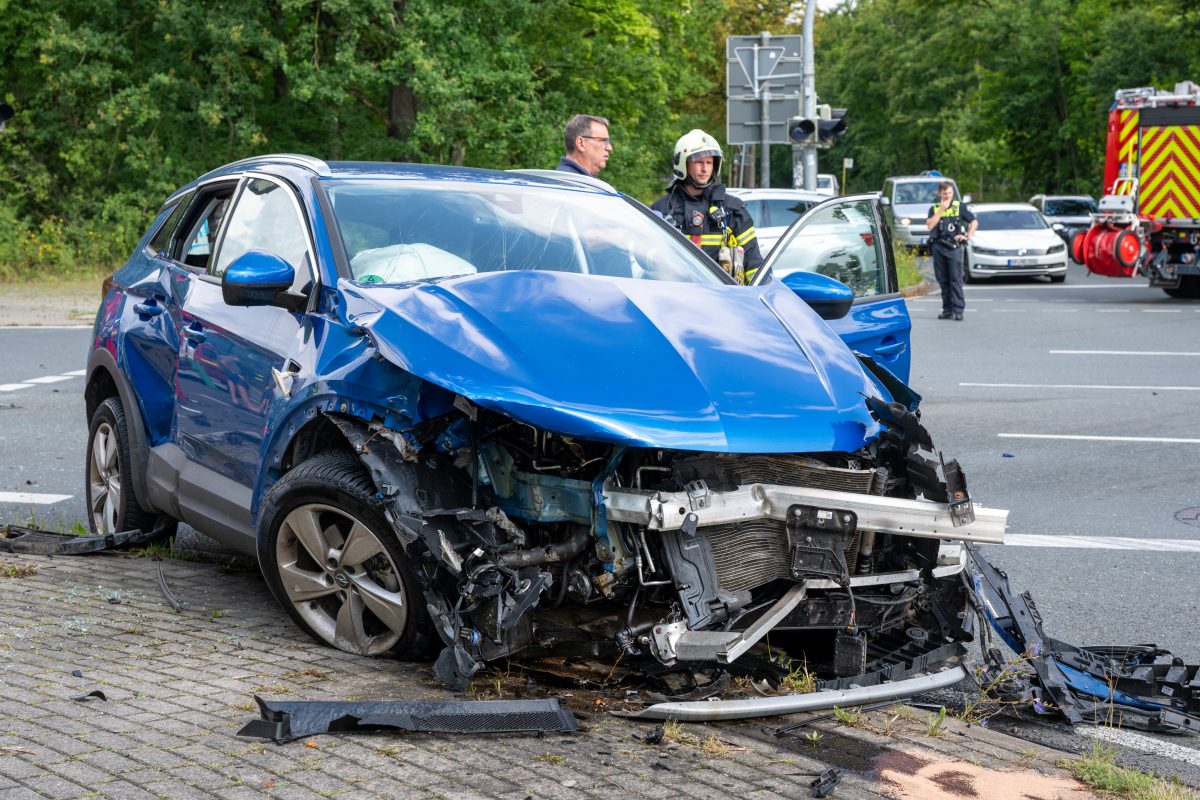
{"left": 651, "top": 183, "right": 763, "bottom": 282}
{"left": 926, "top": 199, "right": 976, "bottom": 318}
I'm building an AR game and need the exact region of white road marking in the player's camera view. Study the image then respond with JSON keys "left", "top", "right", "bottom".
{"left": 1143, "top": 309, "right": 1182, "bottom": 313}
{"left": 0, "top": 383, "right": 34, "bottom": 392}
{"left": 23, "top": 375, "right": 73, "bottom": 384}
{"left": 1051, "top": 349, "right": 1200, "bottom": 356}
{"left": 1083, "top": 727, "right": 1200, "bottom": 768}
{"left": 1005, "top": 534, "right": 1200, "bottom": 552}
{"left": 962, "top": 382, "right": 1200, "bottom": 391}
{"left": 1096, "top": 309, "right": 1131, "bottom": 313}
{"left": 999, "top": 433, "right": 1200, "bottom": 444}
{"left": 964, "top": 284, "right": 1143, "bottom": 290}
{"left": 1041, "top": 308, "right": 1078, "bottom": 312}
{"left": 993, "top": 309, "right": 1027, "bottom": 312}
{"left": 62, "top": 369, "right": 87, "bottom": 376}
{"left": 0, "top": 325, "right": 91, "bottom": 330}
{"left": 0, "top": 491, "right": 73, "bottom": 505}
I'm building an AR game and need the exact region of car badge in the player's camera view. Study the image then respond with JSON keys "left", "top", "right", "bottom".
{"left": 691, "top": 210, "right": 705, "bottom": 228}
{"left": 1018, "top": 248, "right": 1027, "bottom": 255}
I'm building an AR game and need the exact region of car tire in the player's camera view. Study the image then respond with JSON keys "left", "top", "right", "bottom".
{"left": 1049, "top": 273, "right": 1066, "bottom": 284}
{"left": 962, "top": 258, "right": 977, "bottom": 284}
{"left": 85, "top": 397, "right": 175, "bottom": 539}
{"left": 258, "top": 451, "right": 434, "bottom": 659}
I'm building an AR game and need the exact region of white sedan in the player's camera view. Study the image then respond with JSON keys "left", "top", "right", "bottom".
{"left": 964, "top": 203, "right": 1068, "bottom": 283}
{"left": 725, "top": 188, "right": 828, "bottom": 255}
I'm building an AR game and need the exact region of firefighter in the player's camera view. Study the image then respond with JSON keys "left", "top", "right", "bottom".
{"left": 926, "top": 181, "right": 977, "bottom": 320}
{"left": 651, "top": 129, "right": 763, "bottom": 283}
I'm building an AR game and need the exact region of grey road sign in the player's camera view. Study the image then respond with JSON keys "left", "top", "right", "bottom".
{"left": 726, "top": 34, "right": 803, "bottom": 147}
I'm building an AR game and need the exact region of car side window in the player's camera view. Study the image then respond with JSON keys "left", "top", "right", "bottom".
{"left": 178, "top": 196, "right": 232, "bottom": 271}
{"left": 768, "top": 198, "right": 886, "bottom": 298}
{"left": 213, "top": 178, "right": 313, "bottom": 293}
{"left": 146, "top": 197, "right": 190, "bottom": 258}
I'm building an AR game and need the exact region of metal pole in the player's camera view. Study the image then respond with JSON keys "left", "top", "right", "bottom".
{"left": 759, "top": 31, "right": 771, "bottom": 189}
{"left": 801, "top": 0, "right": 817, "bottom": 191}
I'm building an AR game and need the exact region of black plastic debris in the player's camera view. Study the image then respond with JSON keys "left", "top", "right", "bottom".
{"left": 155, "top": 562, "right": 187, "bottom": 612}
{"left": 71, "top": 670, "right": 83, "bottom": 678}
{"left": 0, "top": 522, "right": 165, "bottom": 555}
{"left": 643, "top": 724, "right": 665, "bottom": 745}
{"left": 238, "top": 695, "right": 579, "bottom": 743}
{"left": 71, "top": 690, "right": 107, "bottom": 702}
{"left": 964, "top": 544, "right": 1200, "bottom": 734}
{"left": 810, "top": 768, "right": 843, "bottom": 798}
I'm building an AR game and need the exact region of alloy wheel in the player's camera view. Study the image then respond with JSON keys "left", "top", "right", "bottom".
{"left": 87, "top": 421, "right": 121, "bottom": 534}
{"left": 275, "top": 502, "right": 409, "bottom": 656}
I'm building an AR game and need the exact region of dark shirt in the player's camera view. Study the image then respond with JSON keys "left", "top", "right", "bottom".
{"left": 650, "top": 182, "right": 763, "bottom": 277}
{"left": 556, "top": 156, "right": 591, "bottom": 176}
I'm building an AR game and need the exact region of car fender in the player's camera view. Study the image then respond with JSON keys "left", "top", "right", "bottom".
{"left": 86, "top": 348, "right": 158, "bottom": 514}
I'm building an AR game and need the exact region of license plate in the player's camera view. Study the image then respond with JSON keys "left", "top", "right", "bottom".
{"left": 1008, "top": 258, "right": 1039, "bottom": 266}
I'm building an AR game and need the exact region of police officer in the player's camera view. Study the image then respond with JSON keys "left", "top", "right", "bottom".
{"left": 926, "top": 181, "right": 977, "bottom": 320}
{"left": 651, "top": 130, "right": 763, "bottom": 283}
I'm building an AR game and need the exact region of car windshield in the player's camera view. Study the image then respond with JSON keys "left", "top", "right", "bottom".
{"left": 893, "top": 181, "right": 946, "bottom": 205}
{"left": 975, "top": 209, "right": 1048, "bottom": 231}
{"left": 1043, "top": 198, "right": 1096, "bottom": 216}
{"left": 324, "top": 180, "right": 724, "bottom": 285}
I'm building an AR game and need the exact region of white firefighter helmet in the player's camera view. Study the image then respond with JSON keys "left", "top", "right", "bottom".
{"left": 672, "top": 129, "right": 723, "bottom": 184}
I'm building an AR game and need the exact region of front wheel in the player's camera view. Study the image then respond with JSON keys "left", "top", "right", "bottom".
{"left": 962, "top": 258, "right": 977, "bottom": 284}
{"left": 1163, "top": 276, "right": 1200, "bottom": 299}
{"left": 257, "top": 452, "right": 433, "bottom": 658}
{"left": 1049, "top": 273, "right": 1066, "bottom": 284}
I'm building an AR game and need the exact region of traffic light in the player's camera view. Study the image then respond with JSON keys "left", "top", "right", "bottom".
{"left": 816, "top": 105, "right": 848, "bottom": 147}
{"left": 788, "top": 116, "right": 818, "bottom": 144}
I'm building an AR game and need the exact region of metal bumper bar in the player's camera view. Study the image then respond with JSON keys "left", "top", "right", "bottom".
{"left": 623, "top": 666, "right": 969, "bottom": 721}
{"left": 605, "top": 484, "right": 1007, "bottom": 544}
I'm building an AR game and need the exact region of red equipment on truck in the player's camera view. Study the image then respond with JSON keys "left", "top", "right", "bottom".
{"left": 1072, "top": 81, "right": 1200, "bottom": 298}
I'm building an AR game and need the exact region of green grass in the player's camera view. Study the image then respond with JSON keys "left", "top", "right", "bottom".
{"left": 894, "top": 246, "right": 923, "bottom": 290}
{"left": 1061, "top": 743, "right": 1196, "bottom": 800}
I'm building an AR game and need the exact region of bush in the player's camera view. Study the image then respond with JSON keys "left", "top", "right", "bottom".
{"left": 0, "top": 204, "right": 135, "bottom": 281}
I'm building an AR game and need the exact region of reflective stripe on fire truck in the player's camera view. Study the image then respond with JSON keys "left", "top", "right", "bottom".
{"left": 1139, "top": 125, "right": 1200, "bottom": 219}
{"left": 1118, "top": 109, "right": 1138, "bottom": 164}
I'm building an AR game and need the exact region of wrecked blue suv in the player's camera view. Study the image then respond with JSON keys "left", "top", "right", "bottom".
{"left": 86, "top": 155, "right": 1005, "bottom": 695}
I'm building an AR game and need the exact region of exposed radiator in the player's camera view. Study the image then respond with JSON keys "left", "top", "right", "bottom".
{"left": 705, "top": 520, "right": 862, "bottom": 593}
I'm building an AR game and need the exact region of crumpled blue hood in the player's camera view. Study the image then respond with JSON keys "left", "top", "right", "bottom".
{"left": 339, "top": 272, "right": 884, "bottom": 453}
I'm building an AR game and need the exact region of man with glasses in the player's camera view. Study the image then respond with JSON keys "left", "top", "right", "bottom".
{"left": 557, "top": 114, "right": 612, "bottom": 177}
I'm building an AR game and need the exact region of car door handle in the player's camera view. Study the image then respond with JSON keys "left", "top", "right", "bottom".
{"left": 184, "top": 326, "right": 207, "bottom": 345}
{"left": 133, "top": 302, "right": 163, "bottom": 318}
{"left": 874, "top": 341, "right": 906, "bottom": 356}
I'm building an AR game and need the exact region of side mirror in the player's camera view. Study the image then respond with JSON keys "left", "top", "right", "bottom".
{"left": 222, "top": 250, "right": 302, "bottom": 310}
{"left": 962, "top": 193, "right": 973, "bottom": 204}
{"left": 781, "top": 271, "right": 854, "bottom": 320}
{"left": 880, "top": 196, "right": 890, "bottom": 206}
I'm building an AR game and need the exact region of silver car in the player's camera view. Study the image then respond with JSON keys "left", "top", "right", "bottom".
{"left": 881, "top": 175, "right": 963, "bottom": 252}
{"left": 965, "top": 203, "right": 1068, "bottom": 283}
{"left": 725, "top": 188, "right": 828, "bottom": 254}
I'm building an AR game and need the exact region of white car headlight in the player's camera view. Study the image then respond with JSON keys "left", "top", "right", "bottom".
{"left": 900, "top": 218, "right": 911, "bottom": 226}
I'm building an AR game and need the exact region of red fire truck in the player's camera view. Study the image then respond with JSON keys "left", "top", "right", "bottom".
{"left": 1072, "top": 81, "right": 1200, "bottom": 298}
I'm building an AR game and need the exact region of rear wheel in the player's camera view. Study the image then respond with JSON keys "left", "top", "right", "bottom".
{"left": 1163, "top": 276, "right": 1200, "bottom": 299}
{"left": 85, "top": 397, "right": 174, "bottom": 538}
{"left": 258, "top": 452, "right": 433, "bottom": 658}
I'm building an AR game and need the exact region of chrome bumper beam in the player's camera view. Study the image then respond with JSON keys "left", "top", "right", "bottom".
{"left": 604, "top": 484, "right": 1007, "bottom": 544}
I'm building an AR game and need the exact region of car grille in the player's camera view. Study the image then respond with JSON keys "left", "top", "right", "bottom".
{"left": 718, "top": 455, "right": 880, "bottom": 493}
{"left": 974, "top": 245, "right": 1062, "bottom": 256}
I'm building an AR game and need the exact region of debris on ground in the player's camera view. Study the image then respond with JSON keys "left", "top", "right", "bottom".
{"left": 238, "top": 695, "right": 579, "bottom": 743}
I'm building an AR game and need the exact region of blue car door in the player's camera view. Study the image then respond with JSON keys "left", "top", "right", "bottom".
{"left": 172, "top": 176, "right": 315, "bottom": 538}
{"left": 753, "top": 194, "right": 912, "bottom": 381}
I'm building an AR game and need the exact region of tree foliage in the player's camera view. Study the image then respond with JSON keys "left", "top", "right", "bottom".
{"left": 815, "top": 0, "right": 1200, "bottom": 197}
{"left": 1, "top": 0, "right": 1198, "bottom": 277}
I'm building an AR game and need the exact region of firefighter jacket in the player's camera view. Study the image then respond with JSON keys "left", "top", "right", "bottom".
{"left": 651, "top": 182, "right": 764, "bottom": 281}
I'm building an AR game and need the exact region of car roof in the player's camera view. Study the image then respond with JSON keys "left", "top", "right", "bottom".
{"left": 970, "top": 202, "right": 1039, "bottom": 212}
{"left": 726, "top": 188, "right": 827, "bottom": 200}
{"left": 1036, "top": 194, "right": 1095, "bottom": 201}
{"left": 182, "top": 154, "right": 618, "bottom": 197}
{"left": 889, "top": 175, "right": 956, "bottom": 183}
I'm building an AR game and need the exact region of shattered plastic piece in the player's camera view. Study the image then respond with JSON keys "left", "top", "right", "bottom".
{"left": 71, "top": 670, "right": 83, "bottom": 678}
{"left": 1001, "top": 452, "right": 1015, "bottom": 458}
{"left": 238, "top": 695, "right": 579, "bottom": 743}
{"left": 643, "top": 724, "right": 665, "bottom": 745}
{"left": 0, "top": 522, "right": 169, "bottom": 555}
{"left": 963, "top": 544, "right": 1200, "bottom": 734}
{"left": 70, "top": 690, "right": 107, "bottom": 702}
{"left": 810, "top": 768, "right": 843, "bottom": 798}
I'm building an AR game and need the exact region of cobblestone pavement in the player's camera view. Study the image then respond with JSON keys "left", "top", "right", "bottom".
{"left": 0, "top": 550, "right": 1104, "bottom": 800}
